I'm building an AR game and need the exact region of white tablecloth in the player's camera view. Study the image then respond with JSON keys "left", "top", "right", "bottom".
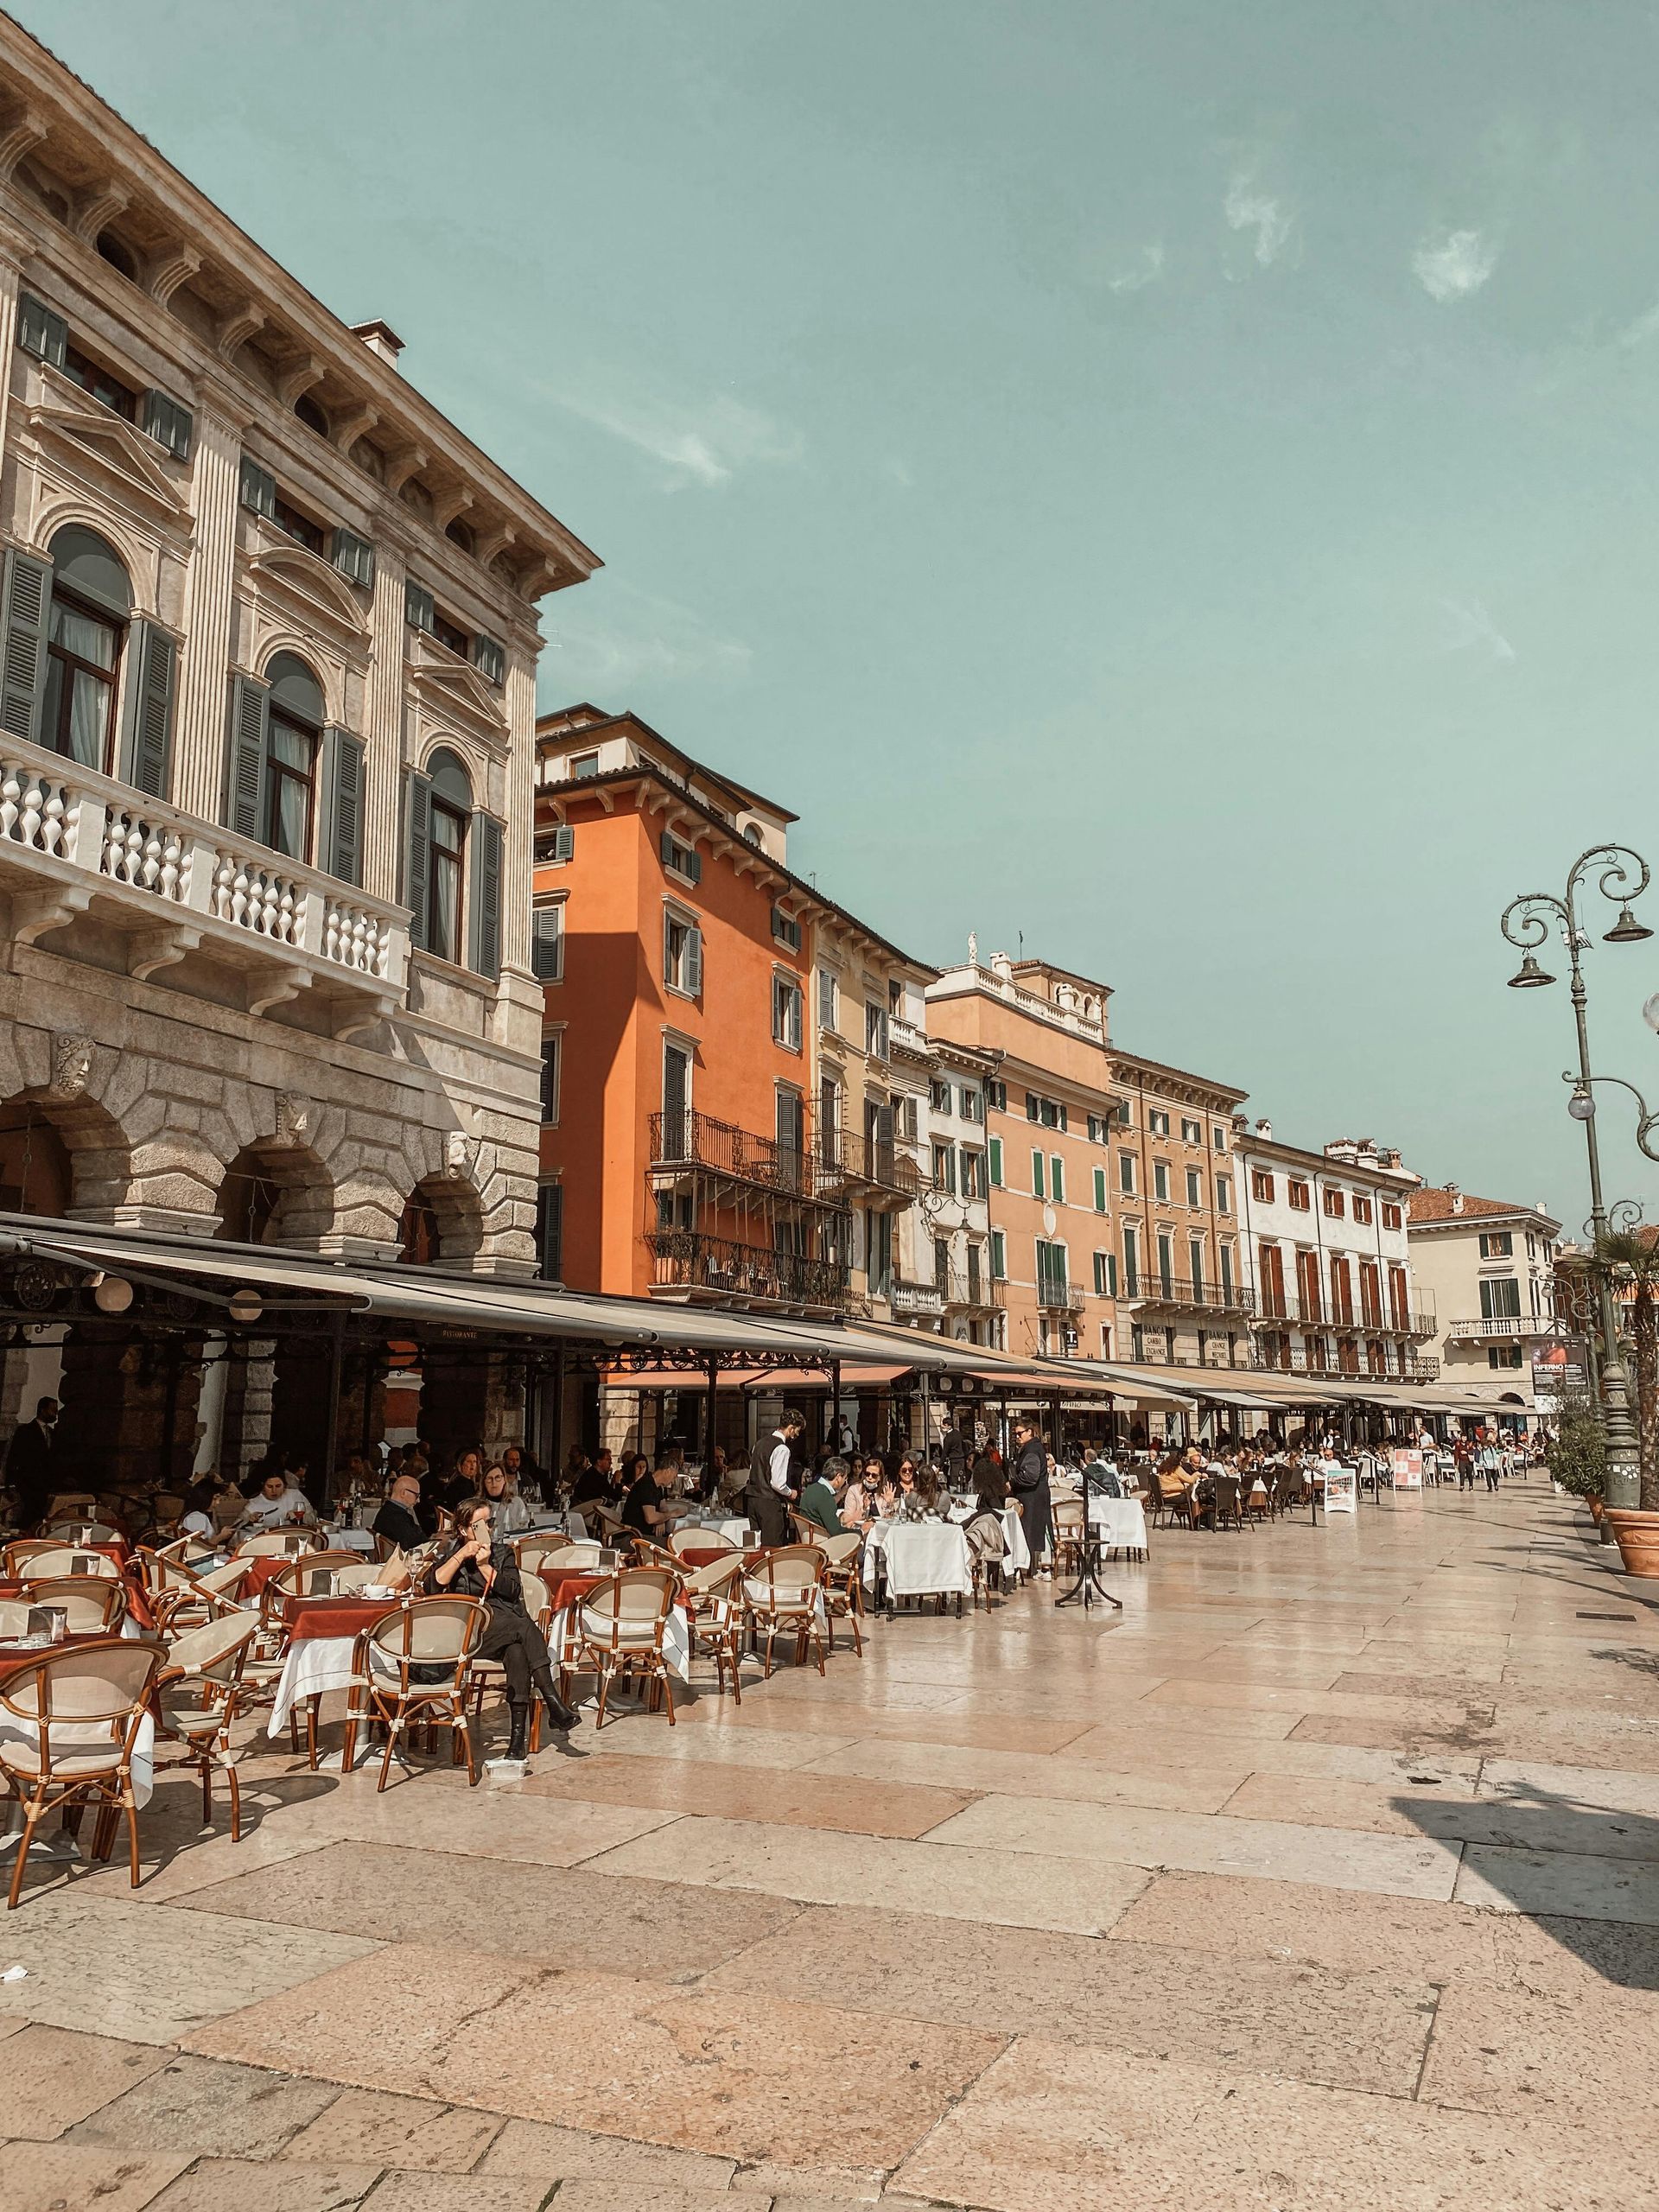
{"left": 1088, "top": 1496, "right": 1149, "bottom": 1554}
{"left": 678, "top": 1514, "right": 754, "bottom": 1548}
{"left": 862, "top": 1519, "right": 974, "bottom": 1599}
{"left": 948, "top": 1501, "right": 1030, "bottom": 1575}
{"left": 269, "top": 1637, "right": 357, "bottom": 1736}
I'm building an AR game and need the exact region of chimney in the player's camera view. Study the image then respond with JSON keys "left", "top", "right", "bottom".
{"left": 1446, "top": 1182, "right": 1464, "bottom": 1215}
{"left": 990, "top": 951, "right": 1014, "bottom": 981}
{"left": 1255, "top": 1118, "right": 1272, "bottom": 1140}
{"left": 351, "top": 319, "right": 405, "bottom": 370}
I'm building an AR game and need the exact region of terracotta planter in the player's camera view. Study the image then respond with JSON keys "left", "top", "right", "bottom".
{"left": 1588, "top": 1495, "right": 1605, "bottom": 1524}
{"left": 1606, "top": 1509, "right": 1659, "bottom": 1577}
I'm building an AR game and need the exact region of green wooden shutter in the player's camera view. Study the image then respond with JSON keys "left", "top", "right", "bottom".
{"left": 1093, "top": 1165, "right": 1108, "bottom": 1214}
{"left": 223, "top": 674, "right": 270, "bottom": 839}
{"left": 683, "top": 923, "right": 703, "bottom": 997}
{"left": 16, "top": 295, "right": 67, "bottom": 367}
{"left": 118, "top": 622, "right": 177, "bottom": 798}
{"left": 1051, "top": 1154, "right": 1065, "bottom": 1205}
{"left": 318, "top": 727, "right": 365, "bottom": 886}
{"left": 238, "top": 458, "right": 276, "bottom": 518}
{"left": 0, "top": 549, "right": 54, "bottom": 743}
{"left": 404, "top": 771, "right": 432, "bottom": 950}
{"left": 467, "top": 810, "right": 503, "bottom": 979}
{"left": 473, "top": 633, "right": 505, "bottom": 685}
{"left": 988, "top": 1135, "right": 1002, "bottom": 1186}
{"left": 1031, "top": 1149, "right": 1045, "bottom": 1202}
{"left": 404, "top": 580, "right": 435, "bottom": 632}
{"left": 141, "top": 389, "right": 193, "bottom": 461}
{"left": 531, "top": 903, "right": 563, "bottom": 980}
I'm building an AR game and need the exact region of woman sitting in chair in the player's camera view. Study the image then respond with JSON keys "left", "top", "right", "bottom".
{"left": 427, "top": 1496, "right": 580, "bottom": 1761}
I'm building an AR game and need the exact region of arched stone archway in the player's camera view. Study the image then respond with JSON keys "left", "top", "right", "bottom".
{"left": 0, "top": 1078, "right": 130, "bottom": 1221}
{"left": 398, "top": 1170, "right": 484, "bottom": 1266}
{"left": 214, "top": 1138, "right": 335, "bottom": 1248}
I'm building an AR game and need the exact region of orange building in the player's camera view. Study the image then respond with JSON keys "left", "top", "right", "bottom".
{"left": 531, "top": 707, "right": 931, "bottom": 1346}
{"left": 925, "top": 953, "right": 1123, "bottom": 1361}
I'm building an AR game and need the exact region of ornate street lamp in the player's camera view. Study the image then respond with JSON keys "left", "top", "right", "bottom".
{"left": 1501, "top": 844, "right": 1652, "bottom": 1510}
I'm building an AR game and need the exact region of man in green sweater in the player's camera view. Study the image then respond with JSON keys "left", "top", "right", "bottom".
{"left": 798, "top": 1455, "right": 851, "bottom": 1537}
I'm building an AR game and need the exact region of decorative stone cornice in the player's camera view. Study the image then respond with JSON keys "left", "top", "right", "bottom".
{"left": 68, "top": 178, "right": 127, "bottom": 245}
{"left": 215, "top": 299, "right": 266, "bottom": 362}
{"left": 146, "top": 239, "right": 201, "bottom": 308}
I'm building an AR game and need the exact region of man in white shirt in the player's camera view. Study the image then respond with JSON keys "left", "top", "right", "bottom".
{"left": 238, "top": 1469, "right": 317, "bottom": 1535}
{"left": 745, "top": 1408, "right": 804, "bottom": 1547}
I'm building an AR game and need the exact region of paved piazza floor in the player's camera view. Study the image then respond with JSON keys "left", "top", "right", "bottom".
{"left": 7, "top": 1482, "right": 1659, "bottom": 2211}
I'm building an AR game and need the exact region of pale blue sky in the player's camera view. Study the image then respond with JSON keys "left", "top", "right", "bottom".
{"left": 17, "top": 0, "right": 1659, "bottom": 1224}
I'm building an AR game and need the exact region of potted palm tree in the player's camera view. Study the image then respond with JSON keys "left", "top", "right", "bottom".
{"left": 1597, "top": 1229, "right": 1659, "bottom": 1574}
{"left": 1548, "top": 1390, "right": 1605, "bottom": 1522}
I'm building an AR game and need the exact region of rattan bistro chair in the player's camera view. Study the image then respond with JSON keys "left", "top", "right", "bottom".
{"left": 741, "top": 1544, "right": 827, "bottom": 1679}
{"left": 680, "top": 1556, "right": 746, "bottom": 1701}
{"left": 1051, "top": 1497, "right": 1086, "bottom": 1574}
{"left": 576, "top": 1568, "right": 678, "bottom": 1727}
{"left": 0, "top": 1637, "right": 160, "bottom": 1906}
{"left": 17, "top": 1575, "right": 126, "bottom": 1633}
{"left": 152, "top": 1613, "right": 258, "bottom": 1841}
{"left": 346, "top": 1597, "right": 486, "bottom": 1791}
{"left": 817, "top": 1529, "right": 864, "bottom": 1654}
{"left": 14, "top": 1544, "right": 118, "bottom": 1580}
{"left": 234, "top": 1529, "right": 318, "bottom": 1560}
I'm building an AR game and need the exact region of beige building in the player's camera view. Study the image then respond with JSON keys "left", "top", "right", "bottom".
{"left": 1408, "top": 1183, "right": 1563, "bottom": 1427}
{"left": 0, "top": 23, "right": 597, "bottom": 1476}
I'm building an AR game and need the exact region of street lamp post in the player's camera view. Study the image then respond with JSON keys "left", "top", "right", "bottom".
{"left": 1502, "top": 843, "right": 1653, "bottom": 1513}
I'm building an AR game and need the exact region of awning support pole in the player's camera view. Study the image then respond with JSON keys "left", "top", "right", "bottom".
{"left": 321, "top": 1308, "right": 345, "bottom": 1510}
{"left": 705, "top": 1355, "right": 720, "bottom": 1482}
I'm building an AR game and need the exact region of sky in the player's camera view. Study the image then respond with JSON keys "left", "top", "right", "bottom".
{"left": 16, "top": 0, "right": 1659, "bottom": 1227}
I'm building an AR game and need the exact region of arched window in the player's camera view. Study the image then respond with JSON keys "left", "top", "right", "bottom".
{"left": 263, "top": 652, "right": 323, "bottom": 861}
{"left": 42, "top": 525, "right": 131, "bottom": 772}
{"left": 294, "top": 393, "right": 329, "bottom": 437}
{"left": 422, "top": 747, "right": 471, "bottom": 963}
{"left": 444, "top": 517, "right": 474, "bottom": 554}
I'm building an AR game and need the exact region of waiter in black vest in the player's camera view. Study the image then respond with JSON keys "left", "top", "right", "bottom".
{"left": 5, "top": 1395, "right": 59, "bottom": 1533}
{"left": 746, "top": 1408, "right": 804, "bottom": 1547}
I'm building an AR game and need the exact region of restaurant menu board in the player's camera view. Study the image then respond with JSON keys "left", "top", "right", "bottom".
{"left": 1390, "top": 1448, "right": 1424, "bottom": 1490}
{"left": 1323, "top": 1467, "right": 1358, "bottom": 1514}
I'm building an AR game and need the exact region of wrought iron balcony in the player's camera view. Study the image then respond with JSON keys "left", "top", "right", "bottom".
{"left": 941, "top": 1267, "right": 1003, "bottom": 1311}
{"left": 1037, "top": 1280, "right": 1088, "bottom": 1314}
{"left": 1252, "top": 1291, "right": 1436, "bottom": 1337}
{"left": 646, "top": 1228, "right": 851, "bottom": 1311}
{"left": 649, "top": 1110, "right": 822, "bottom": 1200}
{"left": 1249, "top": 1347, "right": 1442, "bottom": 1382}
{"left": 0, "top": 730, "right": 406, "bottom": 1036}
{"left": 1122, "top": 1273, "right": 1254, "bottom": 1317}
{"left": 815, "top": 1126, "right": 923, "bottom": 1206}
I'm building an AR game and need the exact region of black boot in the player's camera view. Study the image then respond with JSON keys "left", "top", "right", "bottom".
{"left": 532, "top": 1666, "right": 580, "bottom": 1733}
{"left": 506, "top": 1703, "right": 529, "bottom": 1761}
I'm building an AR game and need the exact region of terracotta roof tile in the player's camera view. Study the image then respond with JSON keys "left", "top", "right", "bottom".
{"left": 1408, "top": 1187, "right": 1541, "bottom": 1224}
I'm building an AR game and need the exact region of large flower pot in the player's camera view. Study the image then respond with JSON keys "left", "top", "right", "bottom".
{"left": 1606, "top": 1509, "right": 1659, "bottom": 1576}
{"left": 1588, "top": 1496, "right": 1605, "bottom": 1524}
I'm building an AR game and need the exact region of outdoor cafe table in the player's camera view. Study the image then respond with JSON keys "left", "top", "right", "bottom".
{"left": 1087, "top": 1494, "right": 1149, "bottom": 1558}
{"left": 542, "top": 1572, "right": 692, "bottom": 1683}
{"left": 0, "top": 1549, "right": 156, "bottom": 1632}
{"left": 861, "top": 1518, "right": 975, "bottom": 1601}
{"left": 267, "top": 1592, "right": 398, "bottom": 1737}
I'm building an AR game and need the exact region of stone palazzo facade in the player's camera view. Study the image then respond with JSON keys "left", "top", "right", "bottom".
{"left": 0, "top": 22, "right": 598, "bottom": 1476}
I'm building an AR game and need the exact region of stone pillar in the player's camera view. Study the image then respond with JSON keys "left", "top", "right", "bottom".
{"left": 219, "top": 1337, "right": 276, "bottom": 1482}
{"left": 173, "top": 389, "right": 250, "bottom": 825}
{"left": 362, "top": 532, "right": 407, "bottom": 906}
{"left": 0, "top": 222, "right": 30, "bottom": 485}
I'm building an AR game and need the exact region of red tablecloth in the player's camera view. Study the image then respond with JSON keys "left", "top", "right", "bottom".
{"left": 284, "top": 1593, "right": 405, "bottom": 1643}
{"left": 0, "top": 1629, "right": 162, "bottom": 1689}
{"left": 538, "top": 1569, "right": 606, "bottom": 1609}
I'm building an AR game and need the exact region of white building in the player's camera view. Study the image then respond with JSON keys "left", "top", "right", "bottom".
{"left": 0, "top": 22, "right": 598, "bottom": 1480}
{"left": 914, "top": 1037, "right": 1002, "bottom": 1347}
{"left": 1408, "top": 1183, "right": 1563, "bottom": 1429}
{"left": 1234, "top": 1124, "right": 1435, "bottom": 1381}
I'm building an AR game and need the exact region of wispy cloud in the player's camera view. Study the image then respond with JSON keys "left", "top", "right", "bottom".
{"left": 1439, "top": 597, "right": 1516, "bottom": 664}
{"left": 538, "top": 378, "right": 802, "bottom": 489}
{"left": 1224, "top": 174, "right": 1294, "bottom": 267}
{"left": 543, "top": 582, "right": 753, "bottom": 691}
{"left": 1105, "top": 243, "right": 1166, "bottom": 294}
{"left": 1619, "top": 300, "right": 1659, "bottom": 348}
{"left": 1412, "top": 227, "right": 1499, "bottom": 302}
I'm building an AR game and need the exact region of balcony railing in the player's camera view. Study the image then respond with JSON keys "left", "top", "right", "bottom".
{"left": 891, "top": 1279, "right": 944, "bottom": 1318}
{"left": 649, "top": 1110, "right": 821, "bottom": 1198}
{"left": 942, "top": 1268, "right": 1003, "bottom": 1311}
{"left": 1038, "top": 1280, "right": 1088, "bottom": 1313}
{"left": 646, "top": 1229, "right": 851, "bottom": 1310}
{"left": 1249, "top": 1347, "right": 1442, "bottom": 1382}
{"left": 1122, "top": 1273, "right": 1254, "bottom": 1317}
{"left": 816, "top": 1126, "right": 924, "bottom": 1205}
{"left": 0, "top": 732, "right": 407, "bottom": 1027}
{"left": 1252, "top": 1291, "right": 1436, "bottom": 1338}
{"left": 1446, "top": 1314, "right": 1546, "bottom": 1343}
